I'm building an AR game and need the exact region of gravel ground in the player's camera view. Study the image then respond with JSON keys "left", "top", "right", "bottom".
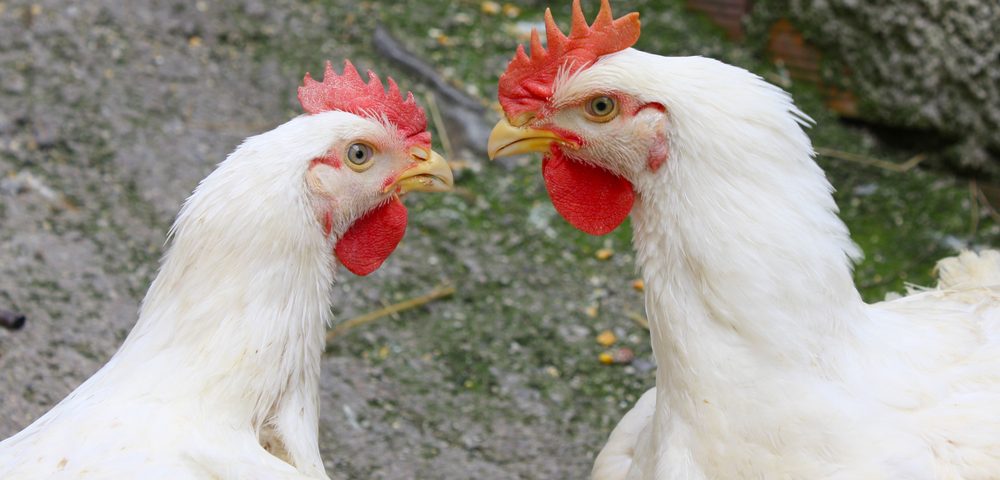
{"left": 0, "top": 0, "right": 301, "bottom": 426}
{"left": 0, "top": 1, "right": 636, "bottom": 478}
{"left": 1, "top": 1, "right": 996, "bottom": 479}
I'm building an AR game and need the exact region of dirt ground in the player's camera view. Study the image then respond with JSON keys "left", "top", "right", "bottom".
{"left": 0, "top": 1, "right": 648, "bottom": 478}
{"left": 1, "top": 1, "right": 996, "bottom": 479}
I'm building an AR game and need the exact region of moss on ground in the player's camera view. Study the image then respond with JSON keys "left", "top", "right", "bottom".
{"left": 314, "top": 0, "right": 999, "bottom": 455}
{"left": 3, "top": 0, "right": 994, "bottom": 475}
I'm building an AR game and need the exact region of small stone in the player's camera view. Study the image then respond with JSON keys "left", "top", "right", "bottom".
{"left": 599, "top": 348, "right": 635, "bottom": 365}
{"left": 595, "top": 248, "right": 614, "bottom": 260}
{"left": 596, "top": 329, "right": 616, "bottom": 347}
{"left": 4, "top": 73, "right": 25, "bottom": 94}
{"left": 480, "top": 1, "right": 500, "bottom": 15}
{"left": 0, "top": 310, "right": 26, "bottom": 331}
{"left": 598, "top": 352, "right": 614, "bottom": 365}
{"left": 632, "top": 358, "right": 655, "bottom": 373}
{"left": 612, "top": 347, "right": 635, "bottom": 364}
{"left": 543, "top": 365, "right": 560, "bottom": 378}
{"left": 33, "top": 120, "right": 59, "bottom": 148}
{"left": 584, "top": 304, "right": 599, "bottom": 318}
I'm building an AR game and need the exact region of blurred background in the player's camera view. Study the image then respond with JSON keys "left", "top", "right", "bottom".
{"left": 0, "top": 0, "right": 997, "bottom": 478}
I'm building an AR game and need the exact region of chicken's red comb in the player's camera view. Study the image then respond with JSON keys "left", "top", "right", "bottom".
{"left": 298, "top": 60, "right": 429, "bottom": 144}
{"left": 498, "top": 0, "right": 640, "bottom": 119}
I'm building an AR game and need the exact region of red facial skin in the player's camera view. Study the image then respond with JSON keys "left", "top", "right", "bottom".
{"left": 334, "top": 197, "right": 408, "bottom": 276}
{"left": 299, "top": 60, "right": 433, "bottom": 276}
{"left": 309, "top": 152, "right": 342, "bottom": 237}
{"left": 496, "top": 0, "right": 641, "bottom": 121}
{"left": 310, "top": 153, "right": 343, "bottom": 170}
{"left": 634, "top": 102, "right": 669, "bottom": 172}
{"left": 647, "top": 131, "right": 668, "bottom": 173}
{"left": 497, "top": 2, "right": 651, "bottom": 236}
{"left": 322, "top": 211, "right": 334, "bottom": 237}
{"left": 380, "top": 174, "right": 398, "bottom": 192}
{"left": 531, "top": 93, "right": 665, "bottom": 235}
{"left": 543, "top": 146, "right": 635, "bottom": 235}
{"left": 312, "top": 136, "right": 432, "bottom": 277}
{"left": 307, "top": 154, "right": 409, "bottom": 276}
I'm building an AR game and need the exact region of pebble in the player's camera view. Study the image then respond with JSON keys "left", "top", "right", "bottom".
{"left": 596, "top": 330, "right": 616, "bottom": 347}
{"left": 599, "top": 348, "right": 635, "bottom": 365}
{"left": 480, "top": 1, "right": 500, "bottom": 15}
{"left": 0, "top": 310, "right": 26, "bottom": 331}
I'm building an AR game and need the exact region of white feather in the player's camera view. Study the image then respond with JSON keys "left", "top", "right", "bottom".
{"left": 569, "top": 51, "right": 1000, "bottom": 480}
{"left": 0, "top": 111, "right": 395, "bottom": 479}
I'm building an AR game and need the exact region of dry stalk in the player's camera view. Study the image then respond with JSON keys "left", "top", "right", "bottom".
{"left": 325, "top": 284, "right": 456, "bottom": 344}
{"left": 815, "top": 147, "right": 925, "bottom": 173}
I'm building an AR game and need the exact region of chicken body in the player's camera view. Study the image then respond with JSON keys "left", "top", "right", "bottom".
{"left": 0, "top": 116, "right": 336, "bottom": 479}
{"left": 602, "top": 147, "right": 1000, "bottom": 478}
{"left": 0, "top": 64, "right": 452, "bottom": 479}
{"left": 591, "top": 53, "right": 1000, "bottom": 480}
{"left": 596, "top": 250, "right": 1000, "bottom": 480}
{"left": 488, "top": 4, "right": 1000, "bottom": 478}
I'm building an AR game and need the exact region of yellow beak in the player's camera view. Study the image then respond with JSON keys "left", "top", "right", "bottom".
{"left": 390, "top": 148, "right": 454, "bottom": 194}
{"left": 487, "top": 118, "right": 578, "bottom": 160}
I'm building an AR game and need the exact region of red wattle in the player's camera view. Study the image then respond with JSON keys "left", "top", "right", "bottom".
{"left": 542, "top": 150, "right": 635, "bottom": 235}
{"left": 335, "top": 197, "right": 408, "bottom": 276}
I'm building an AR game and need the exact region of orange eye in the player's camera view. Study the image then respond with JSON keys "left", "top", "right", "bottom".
{"left": 584, "top": 96, "right": 619, "bottom": 123}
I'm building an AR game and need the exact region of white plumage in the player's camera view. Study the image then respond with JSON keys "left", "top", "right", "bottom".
{"left": 590, "top": 52, "right": 1000, "bottom": 480}
{"left": 0, "top": 105, "right": 451, "bottom": 479}
{"left": 490, "top": 34, "right": 1000, "bottom": 478}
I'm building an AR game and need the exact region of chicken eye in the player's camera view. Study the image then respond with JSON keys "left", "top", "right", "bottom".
{"left": 346, "top": 143, "right": 374, "bottom": 171}
{"left": 584, "top": 96, "right": 619, "bottom": 122}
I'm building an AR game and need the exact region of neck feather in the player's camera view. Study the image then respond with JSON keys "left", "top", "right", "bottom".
{"left": 628, "top": 55, "right": 866, "bottom": 388}
{"left": 105, "top": 124, "right": 334, "bottom": 429}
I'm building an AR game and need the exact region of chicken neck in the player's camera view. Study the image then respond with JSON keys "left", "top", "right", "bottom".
{"left": 83, "top": 144, "right": 333, "bottom": 474}
{"left": 629, "top": 102, "right": 869, "bottom": 433}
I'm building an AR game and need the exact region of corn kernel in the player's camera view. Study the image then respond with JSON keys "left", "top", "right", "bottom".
{"left": 481, "top": 1, "right": 501, "bottom": 15}
{"left": 596, "top": 330, "right": 616, "bottom": 347}
{"left": 598, "top": 352, "right": 614, "bottom": 365}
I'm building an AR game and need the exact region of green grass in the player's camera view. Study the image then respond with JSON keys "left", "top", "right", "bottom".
{"left": 367, "top": 0, "right": 1000, "bottom": 297}
{"left": 0, "top": 0, "right": 990, "bottom": 474}
{"left": 218, "top": 0, "right": 999, "bottom": 462}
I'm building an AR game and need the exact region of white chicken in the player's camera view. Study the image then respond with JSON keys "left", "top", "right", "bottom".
{"left": 0, "top": 60, "right": 453, "bottom": 479}
{"left": 488, "top": 2, "right": 1000, "bottom": 479}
